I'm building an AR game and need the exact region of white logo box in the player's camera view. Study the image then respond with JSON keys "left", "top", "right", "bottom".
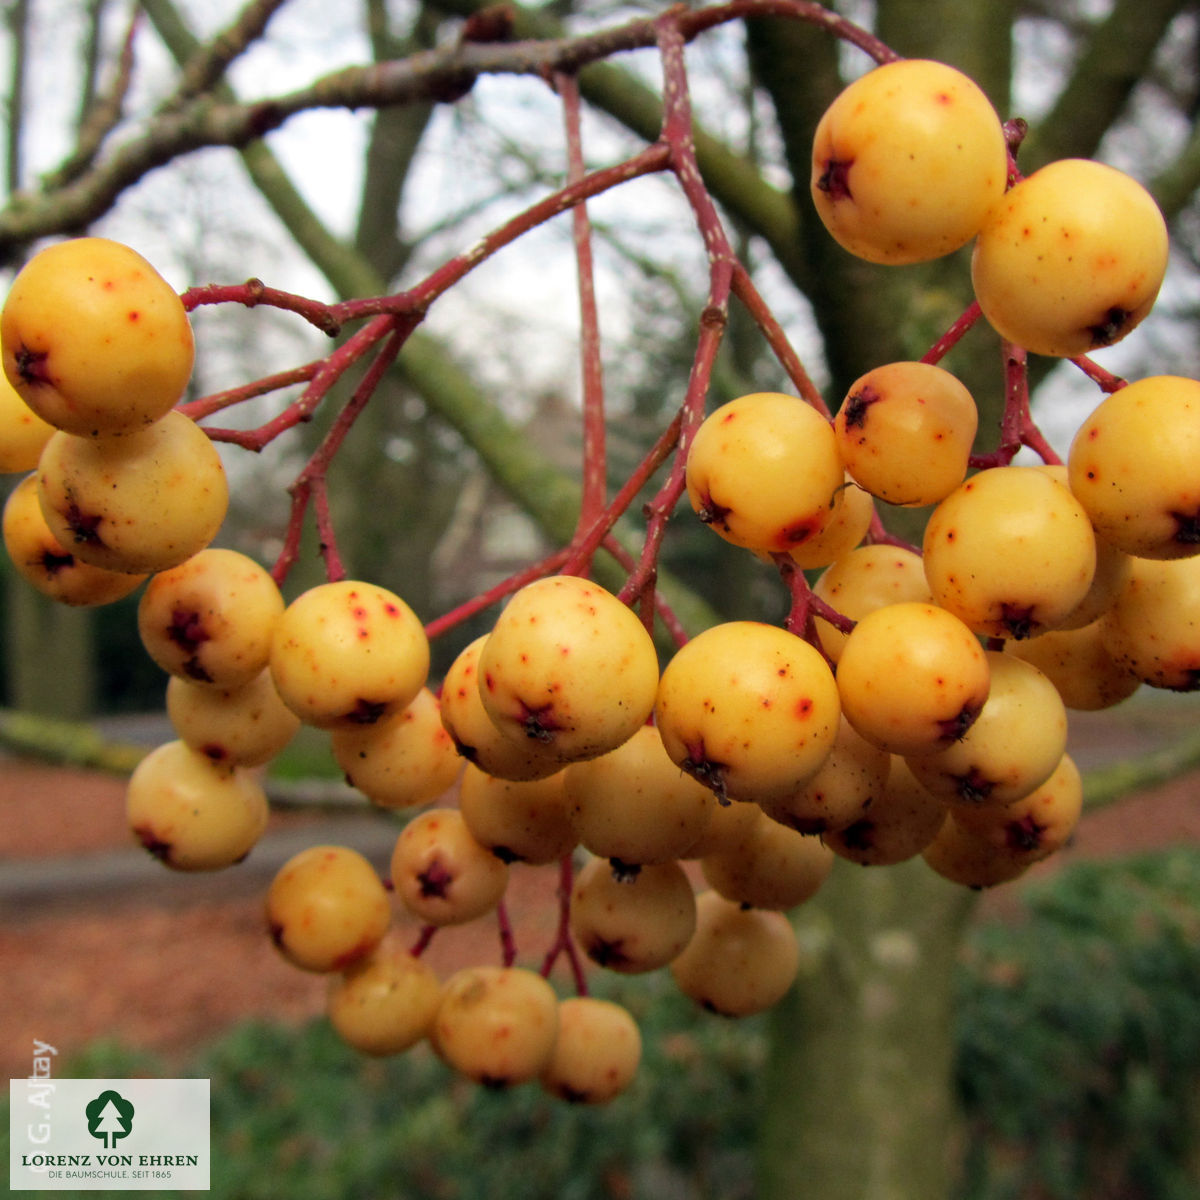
{"left": 9, "top": 1078, "right": 210, "bottom": 1192}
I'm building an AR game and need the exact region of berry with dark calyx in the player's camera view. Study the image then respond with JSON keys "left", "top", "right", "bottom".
{"left": 125, "top": 739, "right": 269, "bottom": 872}
{"left": 539, "top": 997, "right": 642, "bottom": 1104}
{"left": 1, "top": 236, "right": 194, "bottom": 436}
{"left": 269, "top": 579, "right": 429, "bottom": 729}
{"left": 138, "top": 548, "right": 284, "bottom": 688}
{"left": 37, "top": 410, "right": 228, "bottom": 575}
{"left": 972, "top": 159, "right": 1168, "bottom": 358}
{"left": 478, "top": 575, "right": 660, "bottom": 764}
{"left": 390, "top": 807, "right": 508, "bottom": 926}
{"left": 326, "top": 932, "right": 442, "bottom": 1057}
{"left": 811, "top": 59, "right": 1008, "bottom": 265}
{"left": 2, "top": 473, "right": 146, "bottom": 605}
{"left": 432, "top": 965, "right": 559, "bottom": 1088}
{"left": 331, "top": 687, "right": 463, "bottom": 810}
{"left": 655, "top": 620, "right": 840, "bottom": 806}
{"left": 569, "top": 856, "right": 696, "bottom": 974}
{"left": 835, "top": 602, "right": 990, "bottom": 756}
{"left": 266, "top": 844, "right": 391, "bottom": 973}
{"left": 669, "top": 890, "right": 801, "bottom": 1017}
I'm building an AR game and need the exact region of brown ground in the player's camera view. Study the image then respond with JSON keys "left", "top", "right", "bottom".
{"left": 2, "top": 703, "right": 1199, "bottom": 1082}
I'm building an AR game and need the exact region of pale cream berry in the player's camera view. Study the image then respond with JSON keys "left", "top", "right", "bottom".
{"left": 923, "top": 466, "right": 1097, "bottom": 640}
{"left": 326, "top": 933, "right": 441, "bottom": 1056}
{"left": 2, "top": 236, "right": 194, "bottom": 436}
{"left": 37, "top": 411, "right": 228, "bottom": 575}
{"left": 2, "top": 472, "right": 146, "bottom": 605}
{"left": 952, "top": 752, "right": 1083, "bottom": 863}
{"left": 757, "top": 715, "right": 891, "bottom": 835}
{"left": 1007, "top": 621, "right": 1140, "bottom": 711}
{"left": 457, "top": 765, "right": 577, "bottom": 866}
{"left": 655, "top": 621, "right": 840, "bottom": 805}
{"left": 137, "top": 548, "right": 284, "bottom": 687}
{"left": 834, "top": 361, "right": 978, "bottom": 507}
{"left": 266, "top": 844, "right": 391, "bottom": 973}
{"left": 1101, "top": 554, "right": 1200, "bottom": 690}
{"left": 811, "top": 59, "right": 1008, "bottom": 265}
{"left": 685, "top": 391, "right": 844, "bottom": 554}
{"left": 439, "top": 635, "right": 562, "bottom": 782}
{"left": 835, "top": 602, "right": 990, "bottom": 756}
{"left": 1068, "top": 376, "right": 1200, "bottom": 560}
{"left": 921, "top": 812, "right": 1033, "bottom": 889}
{"left": 330, "top": 687, "right": 462, "bottom": 809}
{"left": 823, "top": 756, "right": 950, "bottom": 867}
{"left": 700, "top": 806, "right": 834, "bottom": 910}
{"left": 786, "top": 476, "right": 876, "bottom": 571}
{"left": 478, "top": 575, "right": 659, "bottom": 764}
{"left": 165, "top": 669, "right": 301, "bottom": 767}
{"left": 564, "top": 723, "right": 714, "bottom": 866}
{"left": 539, "top": 997, "right": 642, "bottom": 1104}
{"left": 811, "top": 543, "right": 932, "bottom": 664}
{"left": 269, "top": 579, "right": 429, "bottom": 729}
{"left": 433, "top": 965, "right": 559, "bottom": 1088}
{"left": 670, "top": 890, "right": 801, "bottom": 1017}
{"left": 0, "top": 370, "right": 54, "bottom": 471}
{"left": 125, "top": 739, "right": 268, "bottom": 872}
{"left": 972, "top": 159, "right": 1168, "bottom": 358}
{"left": 905, "top": 651, "right": 1068, "bottom": 808}
{"left": 568, "top": 856, "right": 696, "bottom": 974}
{"left": 390, "top": 807, "right": 508, "bottom": 927}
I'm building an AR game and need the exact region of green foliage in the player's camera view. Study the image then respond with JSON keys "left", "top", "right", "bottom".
{"left": 955, "top": 846, "right": 1200, "bottom": 1200}
{"left": 9, "top": 850, "right": 1200, "bottom": 1199}
{"left": 7, "top": 976, "right": 764, "bottom": 1200}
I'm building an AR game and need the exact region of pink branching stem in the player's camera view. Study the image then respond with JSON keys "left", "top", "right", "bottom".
{"left": 271, "top": 322, "right": 410, "bottom": 584}
{"left": 865, "top": 509, "right": 920, "bottom": 553}
{"left": 409, "top": 923, "right": 438, "bottom": 957}
{"left": 561, "top": 409, "right": 682, "bottom": 579}
{"left": 496, "top": 897, "right": 518, "bottom": 967}
{"left": 557, "top": 71, "right": 608, "bottom": 547}
{"left": 619, "top": 265, "right": 734, "bottom": 631}
{"left": 680, "top": 1, "right": 899, "bottom": 67}
{"left": 422, "top": 546, "right": 573, "bottom": 641}
{"left": 970, "top": 341, "right": 1061, "bottom": 468}
{"left": 774, "top": 556, "right": 855, "bottom": 663}
{"left": 203, "top": 312, "right": 399, "bottom": 450}
{"left": 178, "top": 363, "right": 317, "bottom": 423}
{"left": 540, "top": 854, "right": 588, "bottom": 995}
{"left": 271, "top": 482, "right": 310, "bottom": 588}
{"left": 181, "top": 278, "right": 342, "bottom": 336}
{"left": 603, "top": 534, "right": 689, "bottom": 649}
{"left": 922, "top": 300, "right": 983, "bottom": 366}
{"left": 194, "top": 148, "right": 671, "bottom": 454}
{"left": 309, "top": 476, "right": 345, "bottom": 582}
{"left": 1070, "top": 355, "right": 1127, "bottom": 395}
{"left": 732, "top": 263, "right": 828, "bottom": 415}
{"left": 328, "top": 144, "right": 671, "bottom": 327}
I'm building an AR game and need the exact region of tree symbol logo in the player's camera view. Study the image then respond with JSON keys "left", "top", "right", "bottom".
{"left": 85, "top": 1090, "right": 135, "bottom": 1149}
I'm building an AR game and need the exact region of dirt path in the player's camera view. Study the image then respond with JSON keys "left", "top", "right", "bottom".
{"left": 2, "top": 697, "right": 1199, "bottom": 1081}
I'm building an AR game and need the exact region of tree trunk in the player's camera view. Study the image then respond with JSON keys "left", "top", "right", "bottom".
{"left": 757, "top": 858, "right": 978, "bottom": 1200}
{"left": 6, "top": 584, "right": 96, "bottom": 718}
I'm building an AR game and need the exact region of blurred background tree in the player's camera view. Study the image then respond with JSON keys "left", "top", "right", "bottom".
{"left": 2, "top": 1, "right": 1200, "bottom": 1197}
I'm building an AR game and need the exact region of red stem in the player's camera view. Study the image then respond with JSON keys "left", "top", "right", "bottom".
{"left": 496, "top": 897, "right": 518, "bottom": 967}
{"left": 1070, "top": 355, "right": 1127, "bottom": 395}
{"left": 422, "top": 546, "right": 572, "bottom": 642}
{"left": 922, "top": 300, "right": 983, "bottom": 367}
{"left": 558, "top": 71, "right": 608, "bottom": 548}
{"left": 540, "top": 854, "right": 588, "bottom": 995}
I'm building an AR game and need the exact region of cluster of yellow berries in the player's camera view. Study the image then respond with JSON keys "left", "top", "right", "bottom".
{"left": 1, "top": 52, "right": 1196, "bottom": 1106}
